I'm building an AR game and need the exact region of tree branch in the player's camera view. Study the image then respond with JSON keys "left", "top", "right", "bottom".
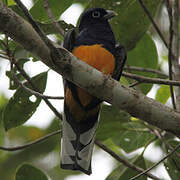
{"left": 138, "top": 0, "right": 168, "bottom": 48}
{"left": 0, "top": 129, "right": 160, "bottom": 180}
{"left": 171, "top": 0, "right": 180, "bottom": 111}
{"left": 123, "top": 72, "right": 180, "bottom": 86}
{"left": 0, "top": 2, "right": 180, "bottom": 136}
{"left": 130, "top": 142, "right": 180, "bottom": 180}
{"left": 95, "top": 140, "right": 161, "bottom": 180}
{"left": 0, "top": 130, "right": 61, "bottom": 151}
{"left": 165, "top": 0, "right": 177, "bottom": 110}
{"left": 124, "top": 66, "right": 168, "bottom": 78}
{"left": 138, "top": 0, "right": 178, "bottom": 109}
{"left": 8, "top": 55, "right": 62, "bottom": 120}
{"left": 43, "top": 0, "right": 65, "bottom": 36}
{"left": 14, "top": 0, "right": 53, "bottom": 50}
{"left": 11, "top": 69, "right": 64, "bottom": 100}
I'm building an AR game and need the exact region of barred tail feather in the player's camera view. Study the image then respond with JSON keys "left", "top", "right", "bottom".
{"left": 60, "top": 106, "right": 99, "bottom": 175}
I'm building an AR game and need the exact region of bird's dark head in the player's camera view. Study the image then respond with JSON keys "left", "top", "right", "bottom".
{"left": 78, "top": 8, "right": 116, "bottom": 32}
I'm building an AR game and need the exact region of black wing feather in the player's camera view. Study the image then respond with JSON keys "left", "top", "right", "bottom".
{"left": 63, "top": 29, "right": 86, "bottom": 108}
{"left": 112, "top": 43, "right": 127, "bottom": 81}
{"left": 63, "top": 28, "right": 76, "bottom": 51}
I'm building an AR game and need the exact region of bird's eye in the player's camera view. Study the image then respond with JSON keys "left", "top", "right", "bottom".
{"left": 92, "top": 11, "right": 101, "bottom": 18}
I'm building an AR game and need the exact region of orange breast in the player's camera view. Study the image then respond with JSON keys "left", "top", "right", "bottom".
{"left": 72, "top": 44, "right": 115, "bottom": 74}
{"left": 65, "top": 44, "right": 115, "bottom": 121}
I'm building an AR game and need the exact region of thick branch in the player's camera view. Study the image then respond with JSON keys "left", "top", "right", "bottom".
{"left": 0, "top": 3, "right": 180, "bottom": 136}
{"left": 172, "top": 0, "right": 180, "bottom": 111}
{"left": 165, "top": 0, "right": 177, "bottom": 110}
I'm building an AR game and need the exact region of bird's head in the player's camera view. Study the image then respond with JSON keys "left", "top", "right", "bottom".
{"left": 78, "top": 8, "right": 117, "bottom": 31}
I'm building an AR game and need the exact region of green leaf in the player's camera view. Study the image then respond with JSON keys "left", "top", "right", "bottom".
{"left": 30, "top": 0, "right": 74, "bottom": 22}
{"left": 120, "top": 76, "right": 129, "bottom": 86}
{"left": 164, "top": 140, "right": 180, "bottom": 180}
{"left": 3, "top": 72, "right": 48, "bottom": 131}
{"left": 6, "top": 58, "right": 28, "bottom": 90}
{"left": 16, "top": 164, "right": 48, "bottom": 180}
{"left": 6, "top": 71, "right": 25, "bottom": 90}
{"left": 97, "top": 106, "right": 155, "bottom": 151}
{"left": 155, "top": 85, "right": 170, "bottom": 104}
{"left": 0, "top": 39, "right": 6, "bottom": 51}
{"left": 0, "top": 94, "right": 8, "bottom": 111}
{"left": 103, "top": 139, "right": 123, "bottom": 156}
{"left": 37, "top": 20, "right": 74, "bottom": 35}
{"left": 126, "top": 34, "right": 158, "bottom": 94}
{"left": 97, "top": 105, "right": 131, "bottom": 141}
{"left": 48, "top": 165, "right": 80, "bottom": 179}
{"left": 106, "top": 163, "right": 126, "bottom": 180}
{"left": 0, "top": 94, "right": 8, "bottom": 145}
{"left": 89, "top": 0, "right": 160, "bottom": 50}
{"left": 112, "top": 122, "right": 155, "bottom": 153}
{"left": 120, "top": 156, "right": 147, "bottom": 180}
{"left": 106, "top": 156, "right": 147, "bottom": 180}
{"left": 7, "top": 125, "right": 45, "bottom": 142}
{"left": 8, "top": 0, "right": 15, "bottom": 6}
{"left": 1, "top": 0, "right": 16, "bottom": 6}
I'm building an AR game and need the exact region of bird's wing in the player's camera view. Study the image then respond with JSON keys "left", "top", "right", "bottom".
{"left": 112, "top": 43, "right": 127, "bottom": 81}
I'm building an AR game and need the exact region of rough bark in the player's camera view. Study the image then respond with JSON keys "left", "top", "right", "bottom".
{"left": 172, "top": 0, "right": 180, "bottom": 111}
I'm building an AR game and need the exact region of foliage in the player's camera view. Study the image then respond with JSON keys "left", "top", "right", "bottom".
{"left": 0, "top": 0, "right": 179, "bottom": 180}
{"left": 126, "top": 33, "right": 158, "bottom": 94}
{"left": 106, "top": 155, "right": 147, "bottom": 180}
{"left": 3, "top": 72, "right": 48, "bottom": 130}
{"left": 15, "top": 164, "right": 48, "bottom": 180}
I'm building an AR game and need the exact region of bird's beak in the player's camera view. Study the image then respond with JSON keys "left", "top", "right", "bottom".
{"left": 103, "top": 10, "right": 117, "bottom": 20}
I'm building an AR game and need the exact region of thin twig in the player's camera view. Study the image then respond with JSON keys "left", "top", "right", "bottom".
{"left": 0, "top": 130, "right": 61, "bottom": 151}
{"left": 141, "top": 137, "right": 158, "bottom": 156}
{"left": 143, "top": 122, "right": 180, "bottom": 158}
{"left": 9, "top": 55, "right": 62, "bottom": 120}
{"left": 130, "top": 143, "right": 180, "bottom": 180}
{"left": 11, "top": 70, "right": 64, "bottom": 100}
{"left": 138, "top": 0, "right": 168, "bottom": 48}
{"left": 14, "top": 0, "right": 67, "bottom": 75}
{"left": 0, "top": 39, "right": 7, "bottom": 49}
{"left": 0, "top": 51, "right": 7, "bottom": 55}
{"left": 165, "top": 0, "right": 177, "bottom": 110}
{"left": 129, "top": 81, "right": 142, "bottom": 88}
{"left": 123, "top": 72, "right": 180, "bottom": 86}
{"left": 43, "top": 0, "right": 65, "bottom": 36}
{"left": 160, "top": 136, "right": 180, "bottom": 158}
{"left": 95, "top": 140, "right": 161, "bottom": 180}
{"left": 14, "top": 0, "right": 53, "bottom": 49}
{"left": 124, "top": 66, "right": 168, "bottom": 78}
{"left": 0, "top": 54, "right": 8, "bottom": 59}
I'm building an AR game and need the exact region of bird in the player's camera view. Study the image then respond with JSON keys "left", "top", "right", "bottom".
{"left": 61, "top": 7, "right": 126, "bottom": 175}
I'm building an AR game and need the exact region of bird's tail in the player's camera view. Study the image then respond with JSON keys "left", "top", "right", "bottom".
{"left": 60, "top": 105, "right": 99, "bottom": 175}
